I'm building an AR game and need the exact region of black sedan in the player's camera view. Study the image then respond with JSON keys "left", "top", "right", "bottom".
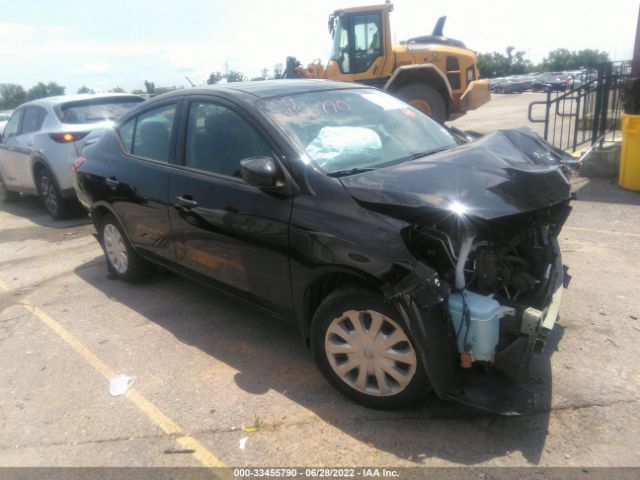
{"left": 531, "top": 75, "right": 568, "bottom": 92}
{"left": 74, "top": 80, "right": 573, "bottom": 412}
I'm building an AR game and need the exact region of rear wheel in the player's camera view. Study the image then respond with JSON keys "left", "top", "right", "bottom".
{"left": 311, "top": 287, "right": 430, "bottom": 409}
{"left": 38, "top": 169, "right": 67, "bottom": 219}
{"left": 0, "top": 174, "right": 19, "bottom": 203}
{"left": 100, "top": 213, "right": 152, "bottom": 282}
{"left": 395, "top": 84, "right": 447, "bottom": 124}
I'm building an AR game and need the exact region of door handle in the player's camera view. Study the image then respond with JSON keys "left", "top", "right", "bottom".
{"left": 175, "top": 195, "right": 198, "bottom": 209}
{"left": 105, "top": 177, "right": 120, "bottom": 188}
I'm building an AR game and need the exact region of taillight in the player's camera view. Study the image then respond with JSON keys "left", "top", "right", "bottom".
{"left": 73, "top": 156, "right": 86, "bottom": 170}
{"left": 49, "top": 132, "right": 89, "bottom": 143}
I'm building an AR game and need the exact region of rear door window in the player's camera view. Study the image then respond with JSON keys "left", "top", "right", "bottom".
{"left": 118, "top": 103, "right": 177, "bottom": 163}
{"left": 21, "top": 106, "right": 47, "bottom": 134}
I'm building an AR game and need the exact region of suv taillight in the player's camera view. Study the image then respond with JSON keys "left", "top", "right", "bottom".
{"left": 49, "top": 132, "right": 89, "bottom": 143}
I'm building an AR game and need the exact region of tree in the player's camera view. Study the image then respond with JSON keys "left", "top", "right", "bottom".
{"left": 541, "top": 48, "right": 609, "bottom": 71}
{"left": 27, "top": 81, "right": 65, "bottom": 101}
{"left": 77, "top": 85, "right": 95, "bottom": 94}
{"left": 272, "top": 63, "right": 283, "bottom": 79}
{"left": 144, "top": 80, "right": 156, "bottom": 94}
{"left": 261, "top": 67, "right": 269, "bottom": 80}
{"left": 110, "top": 86, "right": 126, "bottom": 93}
{"left": 225, "top": 70, "right": 246, "bottom": 83}
{"left": 0, "top": 83, "right": 27, "bottom": 109}
{"left": 131, "top": 89, "right": 145, "bottom": 95}
{"left": 477, "top": 47, "right": 532, "bottom": 78}
{"left": 207, "top": 72, "right": 224, "bottom": 85}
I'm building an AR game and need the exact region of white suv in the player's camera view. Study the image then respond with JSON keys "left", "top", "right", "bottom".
{"left": 0, "top": 94, "right": 143, "bottom": 218}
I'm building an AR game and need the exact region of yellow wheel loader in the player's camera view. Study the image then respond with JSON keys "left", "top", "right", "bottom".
{"left": 283, "top": 2, "right": 490, "bottom": 123}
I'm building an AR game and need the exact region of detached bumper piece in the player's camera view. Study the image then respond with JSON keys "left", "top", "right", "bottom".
{"left": 447, "top": 368, "right": 537, "bottom": 416}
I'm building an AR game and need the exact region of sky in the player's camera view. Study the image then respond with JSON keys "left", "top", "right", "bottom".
{"left": 0, "top": 0, "right": 638, "bottom": 93}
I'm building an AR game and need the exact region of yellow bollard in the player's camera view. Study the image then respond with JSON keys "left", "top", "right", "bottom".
{"left": 619, "top": 113, "right": 640, "bottom": 191}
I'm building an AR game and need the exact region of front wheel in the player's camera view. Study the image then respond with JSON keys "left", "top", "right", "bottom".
{"left": 311, "top": 287, "right": 430, "bottom": 409}
{"left": 100, "top": 214, "right": 152, "bottom": 282}
{"left": 395, "top": 84, "right": 447, "bottom": 124}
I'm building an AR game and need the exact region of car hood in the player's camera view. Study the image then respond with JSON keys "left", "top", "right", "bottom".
{"left": 339, "top": 128, "right": 572, "bottom": 222}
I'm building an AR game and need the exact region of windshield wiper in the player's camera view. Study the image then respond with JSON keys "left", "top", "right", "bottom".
{"left": 327, "top": 167, "right": 377, "bottom": 178}
{"left": 407, "top": 146, "right": 452, "bottom": 161}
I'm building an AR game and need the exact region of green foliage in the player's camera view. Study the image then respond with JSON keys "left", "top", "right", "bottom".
{"left": 541, "top": 48, "right": 610, "bottom": 71}
{"left": 110, "top": 86, "right": 126, "bottom": 93}
{"left": 272, "top": 63, "right": 283, "bottom": 79}
{"left": 77, "top": 85, "right": 95, "bottom": 94}
{"left": 206, "top": 70, "right": 246, "bottom": 84}
{"left": 144, "top": 80, "right": 155, "bottom": 94}
{"left": 225, "top": 70, "right": 246, "bottom": 83}
{"left": 477, "top": 46, "right": 532, "bottom": 78}
{"left": 0, "top": 83, "right": 27, "bottom": 109}
{"left": 207, "top": 72, "right": 224, "bottom": 85}
{"left": 27, "top": 81, "right": 65, "bottom": 100}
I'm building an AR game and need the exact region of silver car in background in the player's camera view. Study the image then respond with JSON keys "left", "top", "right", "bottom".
{"left": 0, "top": 94, "right": 144, "bottom": 218}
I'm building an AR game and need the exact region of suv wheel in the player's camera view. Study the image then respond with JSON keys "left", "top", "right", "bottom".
{"left": 311, "top": 287, "right": 430, "bottom": 409}
{"left": 100, "top": 214, "right": 151, "bottom": 282}
{"left": 38, "top": 169, "right": 66, "bottom": 219}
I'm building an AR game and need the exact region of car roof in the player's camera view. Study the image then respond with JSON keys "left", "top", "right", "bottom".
{"left": 19, "top": 93, "right": 143, "bottom": 108}
{"left": 146, "top": 79, "right": 367, "bottom": 103}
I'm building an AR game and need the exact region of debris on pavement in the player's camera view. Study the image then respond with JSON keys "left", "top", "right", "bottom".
{"left": 239, "top": 437, "right": 248, "bottom": 450}
{"left": 109, "top": 374, "right": 135, "bottom": 396}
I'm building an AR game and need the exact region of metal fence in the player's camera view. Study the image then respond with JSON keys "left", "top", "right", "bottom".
{"left": 528, "top": 61, "right": 632, "bottom": 152}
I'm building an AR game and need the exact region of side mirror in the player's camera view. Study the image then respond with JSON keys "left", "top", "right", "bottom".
{"left": 240, "top": 156, "right": 282, "bottom": 188}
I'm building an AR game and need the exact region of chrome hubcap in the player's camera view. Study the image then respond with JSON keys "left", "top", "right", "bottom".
{"left": 325, "top": 310, "right": 417, "bottom": 396}
{"left": 40, "top": 175, "right": 57, "bottom": 214}
{"left": 103, "top": 224, "right": 128, "bottom": 274}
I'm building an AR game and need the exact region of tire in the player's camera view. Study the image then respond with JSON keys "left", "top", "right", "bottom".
{"left": 37, "top": 169, "right": 67, "bottom": 219}
{"left": 0, "top": 174, "right": 19, "bottom": 203}
{"left": 395, "top": 84, "right": 447, "bottom": 124}
{"left": 311, "top": 286, "right": 431, "bottom": 409}
{"left": 99, "top": 213, "right": 152, "bottom": 282}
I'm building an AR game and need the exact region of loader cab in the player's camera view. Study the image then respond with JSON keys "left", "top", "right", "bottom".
{"left": 327, "top": 4, "right": 394, "bottom": 82}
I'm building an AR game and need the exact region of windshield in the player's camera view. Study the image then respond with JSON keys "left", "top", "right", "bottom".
{"left": 259, "top": 89, "right": 458, "bottom": 175}
{"left": 57, "top": 97, "right": 143, "bottom": 124}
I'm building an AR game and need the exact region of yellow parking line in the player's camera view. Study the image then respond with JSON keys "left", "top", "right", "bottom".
{"left": 0, "top": 281, "right": 229, "bottom": 472}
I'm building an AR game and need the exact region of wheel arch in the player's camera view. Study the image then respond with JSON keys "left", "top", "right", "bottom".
{"left": 31, "top": 156, "right": 59, "bottom": 194}
{"left": 90, "top": 202, "right": 134, "bottom": 247}
{"left": 301, "top": 268, "right": 383, "bottom": 346}
{"left": 385, "top": 65, "right": 453, "bottom": 106}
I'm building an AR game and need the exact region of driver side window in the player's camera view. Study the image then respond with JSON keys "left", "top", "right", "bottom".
{"left": 351, "top": 13, "right": 382, "bottom": 73}
{"left": 3, "top": 109, "right": 24, "bottom": 139}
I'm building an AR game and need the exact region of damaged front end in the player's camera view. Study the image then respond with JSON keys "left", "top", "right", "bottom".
{"left": 384, "top": 201, "right": 572, "bottom": 414}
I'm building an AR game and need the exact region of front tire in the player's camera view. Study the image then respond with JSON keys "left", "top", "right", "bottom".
{"left": 395, "top": 84, "right": 447, "bottom": 124}
{"left": 311, "top": 287, "right": 430, "bottom": 409}
{"left": 100, "top": 214, "right": 152, "bottom": 282}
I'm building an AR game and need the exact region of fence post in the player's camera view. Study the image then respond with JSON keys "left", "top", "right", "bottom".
{"left": 599, "top": 63, "right": 612, "bottom": 146}
{"left": 543, "top": 90, "right": 551, "bottom": 140}
{"left": 591, "top": 64, "right": 605, "bottom": 145}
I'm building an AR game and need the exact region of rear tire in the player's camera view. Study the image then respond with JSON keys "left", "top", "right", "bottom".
{"left": 0, "top": 174, "right": 19, "bottom": 203}
{"left": 395, "top": 84, "right": 447, "bottom": 124}
{"left": 99, "top": 213, "right": 152, "bottom": 282}
{"left": 37, "top": 169, "right": 67, "bottom": 219}
{"left": 311, "top": 286, "right": 431, "bottom": 409}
